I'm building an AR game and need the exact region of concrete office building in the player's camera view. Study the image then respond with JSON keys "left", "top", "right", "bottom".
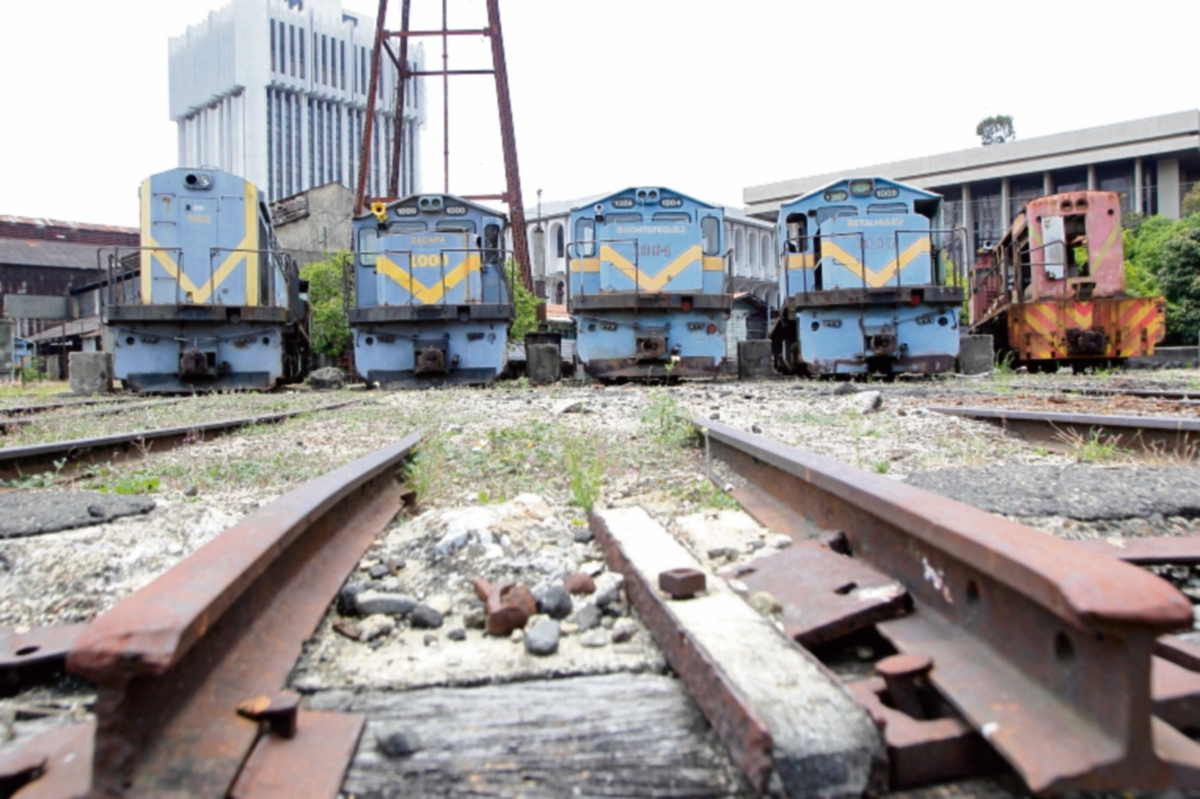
{"left": 745, "top": 110, "right": 1200, "bottom": 258}
{"left": 170, "top": 0, "right": 426, "bottom": 203}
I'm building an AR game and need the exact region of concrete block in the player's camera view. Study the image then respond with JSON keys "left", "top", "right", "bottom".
{"left": 44, "top": 355, "right": 62, "bottom": 381}
{"left": 957, "top": 334, "right": 994, "bottom": 375}
{"left": 1127, "top": 346, "right": 1199, "bottom": 370}
{"left": 0, "top": 320, "right": 13, "bottom": 377}
{"left": 68, "top": 352, "right": 112, "bottom": 394}
{"left": 737, "top": 339, "right": 774, "bottom": 380}
{"left": 591, "top": 507, "right": 883, "bottom": 798}
{"left": 525, "top": 343, "right": 561, "bottom": 385}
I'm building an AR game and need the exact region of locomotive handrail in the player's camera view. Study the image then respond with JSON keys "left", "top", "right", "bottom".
{"left": 97, "top": 246, "right": 185, "bottom": 307}
{"left": 209, "top": 247, "right": 292, "bottom": 308}
{"left": 565, "top": 237, "right": 639, "bottom": 301}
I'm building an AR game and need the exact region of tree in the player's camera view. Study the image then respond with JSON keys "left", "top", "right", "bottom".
{"left": 1153, "top": 221, "right": 1200, "bottom": 345}
{"left": 507, "top": 258, "right": 542, "bottom": 342}
{"left": 300, "top": 252, "right": 351, "bottom": 356}
{"left": 1183, "top": 184, "right": 1200, "bottom": 218}
{"left": 976, "top": 115, "right": 1015, "bottom": 146}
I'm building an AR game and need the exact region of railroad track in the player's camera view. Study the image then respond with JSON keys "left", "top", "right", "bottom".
{"left": 0, "top": 399, "right": 361, "bottom": 480}
{"left": 927, "top": 405, "right": 1200, "bottom": 458}
{"left": 654, "top": 418, "right": 1200, "bottom": 794}
{"left": 0, "top": 430, "right": 422, "bottom": 798}
{"left": 0, "top": 396, "right": 136, "bottom": 417}
{"left": 0, "top": 397, "right": 189, "bottom": 433}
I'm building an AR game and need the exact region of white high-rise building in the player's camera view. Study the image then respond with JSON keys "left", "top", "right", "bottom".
{"left": 169, "top": 0, "right": 425, "bottom": 203}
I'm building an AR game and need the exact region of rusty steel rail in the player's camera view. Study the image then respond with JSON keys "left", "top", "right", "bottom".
{"left": 927, "top": 405, "right": 1200, "bottom": 457}
{"left": 0, "top": 399, "right": 361, "bottom": 479}
{"left": 698, "top": 418, "right": 1200, "bottom": 794}
{"left": 1058, "top": 386, "right": 1200, "bottom": 402}
{"left": 1, "top": 398, "right": 189, "bottom": 434}
{"left": 0, "top": 396, "right": 136, "bottom": 417}
{"left": 6, "top": 430, "right": 422, "bottom": 798}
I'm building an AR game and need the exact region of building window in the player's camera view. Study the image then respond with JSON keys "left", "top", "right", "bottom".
{"left": 340, "top": 41, "right": 347, "bottom": 89}
{"left": 361, "top": 48, "right": 368, "bottom": 94}
{"left": 270, "top": 22, "right": 276, "bottom": 72}
{"left": 321, "top": 35, "right": 328, "bottom": 85}
{"left": 299, "top": 31, "right": 305, "bottom": 79}
{"left": 284, "top": 93, "right": 293, "bottom": 196}
{"left": 266, "top": 90, "right": 274, "bottom": 194}
{"left": 554, "top": 223, "right": 564, "bottom": 259}
{"left": 289, "top": 25, "right": 296, "bottom": 76}
{"left": 279, "top": 22, "right": 287, "bottom": 77}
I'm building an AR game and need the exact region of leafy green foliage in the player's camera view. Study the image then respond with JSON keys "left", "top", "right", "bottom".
{"left": 976, "top": 115, "right": 1015, "bottom": 146}
{"left": 1183, "top": 185, "right": 1200, "bottom": 218}
{"left": 507, "top": 259, "right": 542, "bottom": 343}
{"left": 564, "top": 436, "right": 604, "bottom": 510}
{"left": 1123, "top": 214, "right": 1200, "bottom": 343}
{"left": 300, "top": 252, "right": 351, "bottom": 356}
{"left": 639, "top": 390, "right": 696, "bottom": 446}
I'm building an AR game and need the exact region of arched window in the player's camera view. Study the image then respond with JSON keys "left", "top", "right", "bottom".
{"left": 749, "top": 231, "right": 759, "bottom": 278}
{"left": 761, "top": 235, "right": 773, "bottom": 278}
{"left": 554, "top": 223, "right": 565, "bottom": 259}
{"left": 734, "top": 228, "right": 746, "bottom": 276}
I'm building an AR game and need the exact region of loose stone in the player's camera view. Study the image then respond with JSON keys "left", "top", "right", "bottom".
{"left": 536, "top": 586, "right": 573, "bottom": 620}
{"left": 572, "top": 526, "right": 594, "bottom": 543}
{"left": 462, "top": 607, "right": 486, "bottom": 629}
{"left": 376, "top": 729, "right": 420, "bottom": 758}
{"left": 358, "top": 615, "right": 395, "bottom": 642}
{"left": 409, "top": 604, "right": 444, "bottom": 629}
{"left": 579, "top": 629, "right": 609, "bottom": 648}
{"left": 749, "top": 591, "right": 783, "bottom": 617}
{"left": 446, "top": 627, "right": 467, "bottom": 642}
{"left": 593, "top": 572, "right": 625, "bottom": 607}
{"left": 573, "top": 603, "right": 602, "bottom": 632}
{"left": 355, "top": 591, "right": 417, "bottom": 617}
{"left": 562, "top": 573, "right": 596, "bottom": 595}
{"left": 767, "top": 534, "right": 794, "bottom": 550}
{"left": 524, "top": 620, "right": 560, "bottom": 656}
{"left": 423, "top": 633, "right": 439, "bottom": 647}
{"left": 611, "top": 618, "right": 638, "bottom": 643}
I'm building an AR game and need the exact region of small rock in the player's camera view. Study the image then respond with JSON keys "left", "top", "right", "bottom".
{"left": 555, "top": 400, "right": 586, "bottom": 414}
{"left": 563, "top": 573, "right": 596, "bottom": 595}
{"left": 601, "top": 615, "right": 615, "bottom": 629}
{"left": 87, "top": 504, "right": 106, "bottom": 519}
{"left": 355, "top": 591, "right": 417, "bottom": 617}
{"left": 308, "top": 366, "right": 346, "bottom": 390}
{"left": 463, "top": 607, "right": 487, "bottom": 630}
{"left": 376, "top": 730, "right": 420, "bottom": 758}
{"left": 748, "top": 538, "right": 766, "bottom": 550}
{"left": 888, "top": 448, "right": 914, "bottom": 461}
{"left": 833, "top": 381, "right": 858, "bottom": 396}
{"left": 857, "top": 390, "right": 883, "bottom": 414}
{"left": 524, "top": 620, "right": 560, "bottom": 656}
{"left": 751, "top": 423, "right": 763, "bottom": 434}
{"left": 510, "top": 628, "right": 525, "bottom": 643}
{"left": 332, "top": 620, "right": 362, "bottom": 641}
{"left": 409, "top": 605, "right": 444, "bottom": 629}
{"left": 358, "top": 615, "right": 395, "bottom": 642}
{"left": 368, "top": 563, "right": 389, "bottom": 579}
{"left": 560, "top": 621, "right": 579, "bottom": 635}
{"left": 446, "top": 627, "right": 467, "bottom": 642}
{"left": 767, "top": 534, "right": 793, "bottom": 550}
{"left": 579, "top": 629, "right": 609, "bottom": 648}
{"left": 709, "top": 412, "right": 720, "bottom": 420}
{"left": 602, "top": 600, "right": 628, "bottom": 618}
{"left": 572, "top": 526, "right": 594, "bottom": 543}
{"left": 423, "top": 633, "right": 439, "bottom": 647}
{"left": 749, "top": 591, "right": 783, "bottom": 617}
{"left": 337, "top": 584, "right": 367, "bottom": 616}
{"left": 581, "top": 561, "right": 605, "bottom": 577}
{"left": 183, "top": 485, "right": 199, "bottom": 498}
{"left": 611, "top": 618, "right": 638, "bottom": 643}
{"left": 727, "top": 579, "right": 749, "bottom": 595}
{"left": 536, "top": 586, "right": 573, "bottom": 620}
{"left": 593, "top": 572, "right": 625, "bottom": 607}
{"left": 707, "top": 546, "right": 738, "bottom": 561}
{"left": 424, "top": 594, "right": 453, "bottom": 616}
{"left": 573, "top": 603, "right": 602, "bottom": 631}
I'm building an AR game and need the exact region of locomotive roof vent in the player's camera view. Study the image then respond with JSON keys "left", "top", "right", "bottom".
{"left": 418, "top": 196, "right": 443, "bottom": 213}
{"left": 184, "top": 172, "right": 213, "bottom": 190}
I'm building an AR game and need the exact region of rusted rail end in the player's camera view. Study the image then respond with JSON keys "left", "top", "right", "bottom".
{"left": 927, "top": 405, "right": 1200, "bottom": 458}
{"left": 591, "top": 507, "right": 883, "bottom": 798}
{"left": 57, "top": 430, "right": 421, "bottom": 798}
{"left": 698, "top": 418, "right": 1200, "bottom": 793}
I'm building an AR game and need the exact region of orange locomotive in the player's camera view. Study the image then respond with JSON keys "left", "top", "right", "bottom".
{"left": 969, "top": 190, "right": 1164, "bottom": 372}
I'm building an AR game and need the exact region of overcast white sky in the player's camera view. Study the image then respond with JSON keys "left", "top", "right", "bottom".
{"left": 0, "top": 0, "right": 1196, "bottom": 227}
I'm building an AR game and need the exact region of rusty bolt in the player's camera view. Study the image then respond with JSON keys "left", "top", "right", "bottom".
{"left": 875, "top": 653, "right": 934, "bottom": 720}
{"left": 658, "top": 568, "right": 706, "bottom": 600}
{"left": 237, "top": 690, "right": 301, "bottom": 738}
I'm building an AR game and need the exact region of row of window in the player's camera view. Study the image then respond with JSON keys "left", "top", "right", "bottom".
{"left": 269, "top": 18, "right": 376, "bottom": 98}
{"left": 267, "top": 88, "right": 405, "bottom": 202}
{"left": 569, "top": 216, "right": 722, "bottom": 258}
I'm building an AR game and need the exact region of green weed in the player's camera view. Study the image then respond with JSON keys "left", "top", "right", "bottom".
{"left": 564, "top": 436, "right": 605, "bottom": 510}
{"left": 639, "top": 390, "right": 695, "bottom": 446}
{"left": 871, "top": 460, "right": 890, "bottom": 474}
{"left": 1069, "top": 429, "right": 1123, "bottom": 463}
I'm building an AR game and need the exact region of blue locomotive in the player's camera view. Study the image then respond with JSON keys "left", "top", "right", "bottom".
{"left": 104, "top": 168, "right": 311, "bottom": 392}
{"left": 770, "top": 177, "right": 962, "bottom": 375}
{"left": 350, "top": 195, "right": 514, "bottom": 387}
{"left": 566, "top": 188, "right": 730, "bottom": 380}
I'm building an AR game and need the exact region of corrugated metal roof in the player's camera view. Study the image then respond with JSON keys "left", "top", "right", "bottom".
{"left": 26, "top": 315, "right": 102, "bottom": 343}
{"left": 0, "top": 215, "right": 137, "bottom": 234}
{"left": 0, "top": 239, "right": 105, "bottom": 270}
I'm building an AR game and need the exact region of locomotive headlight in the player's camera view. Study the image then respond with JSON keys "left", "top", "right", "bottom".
{"left": 849, "top": 179, "right": 874, "bottom": 196}
{"left": 184, "top": 172, "right": 212, "bottom": 190}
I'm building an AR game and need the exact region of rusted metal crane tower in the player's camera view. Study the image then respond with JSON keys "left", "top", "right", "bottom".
{"left": 354, "top": 0, "right": 532, "bottom": 291}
